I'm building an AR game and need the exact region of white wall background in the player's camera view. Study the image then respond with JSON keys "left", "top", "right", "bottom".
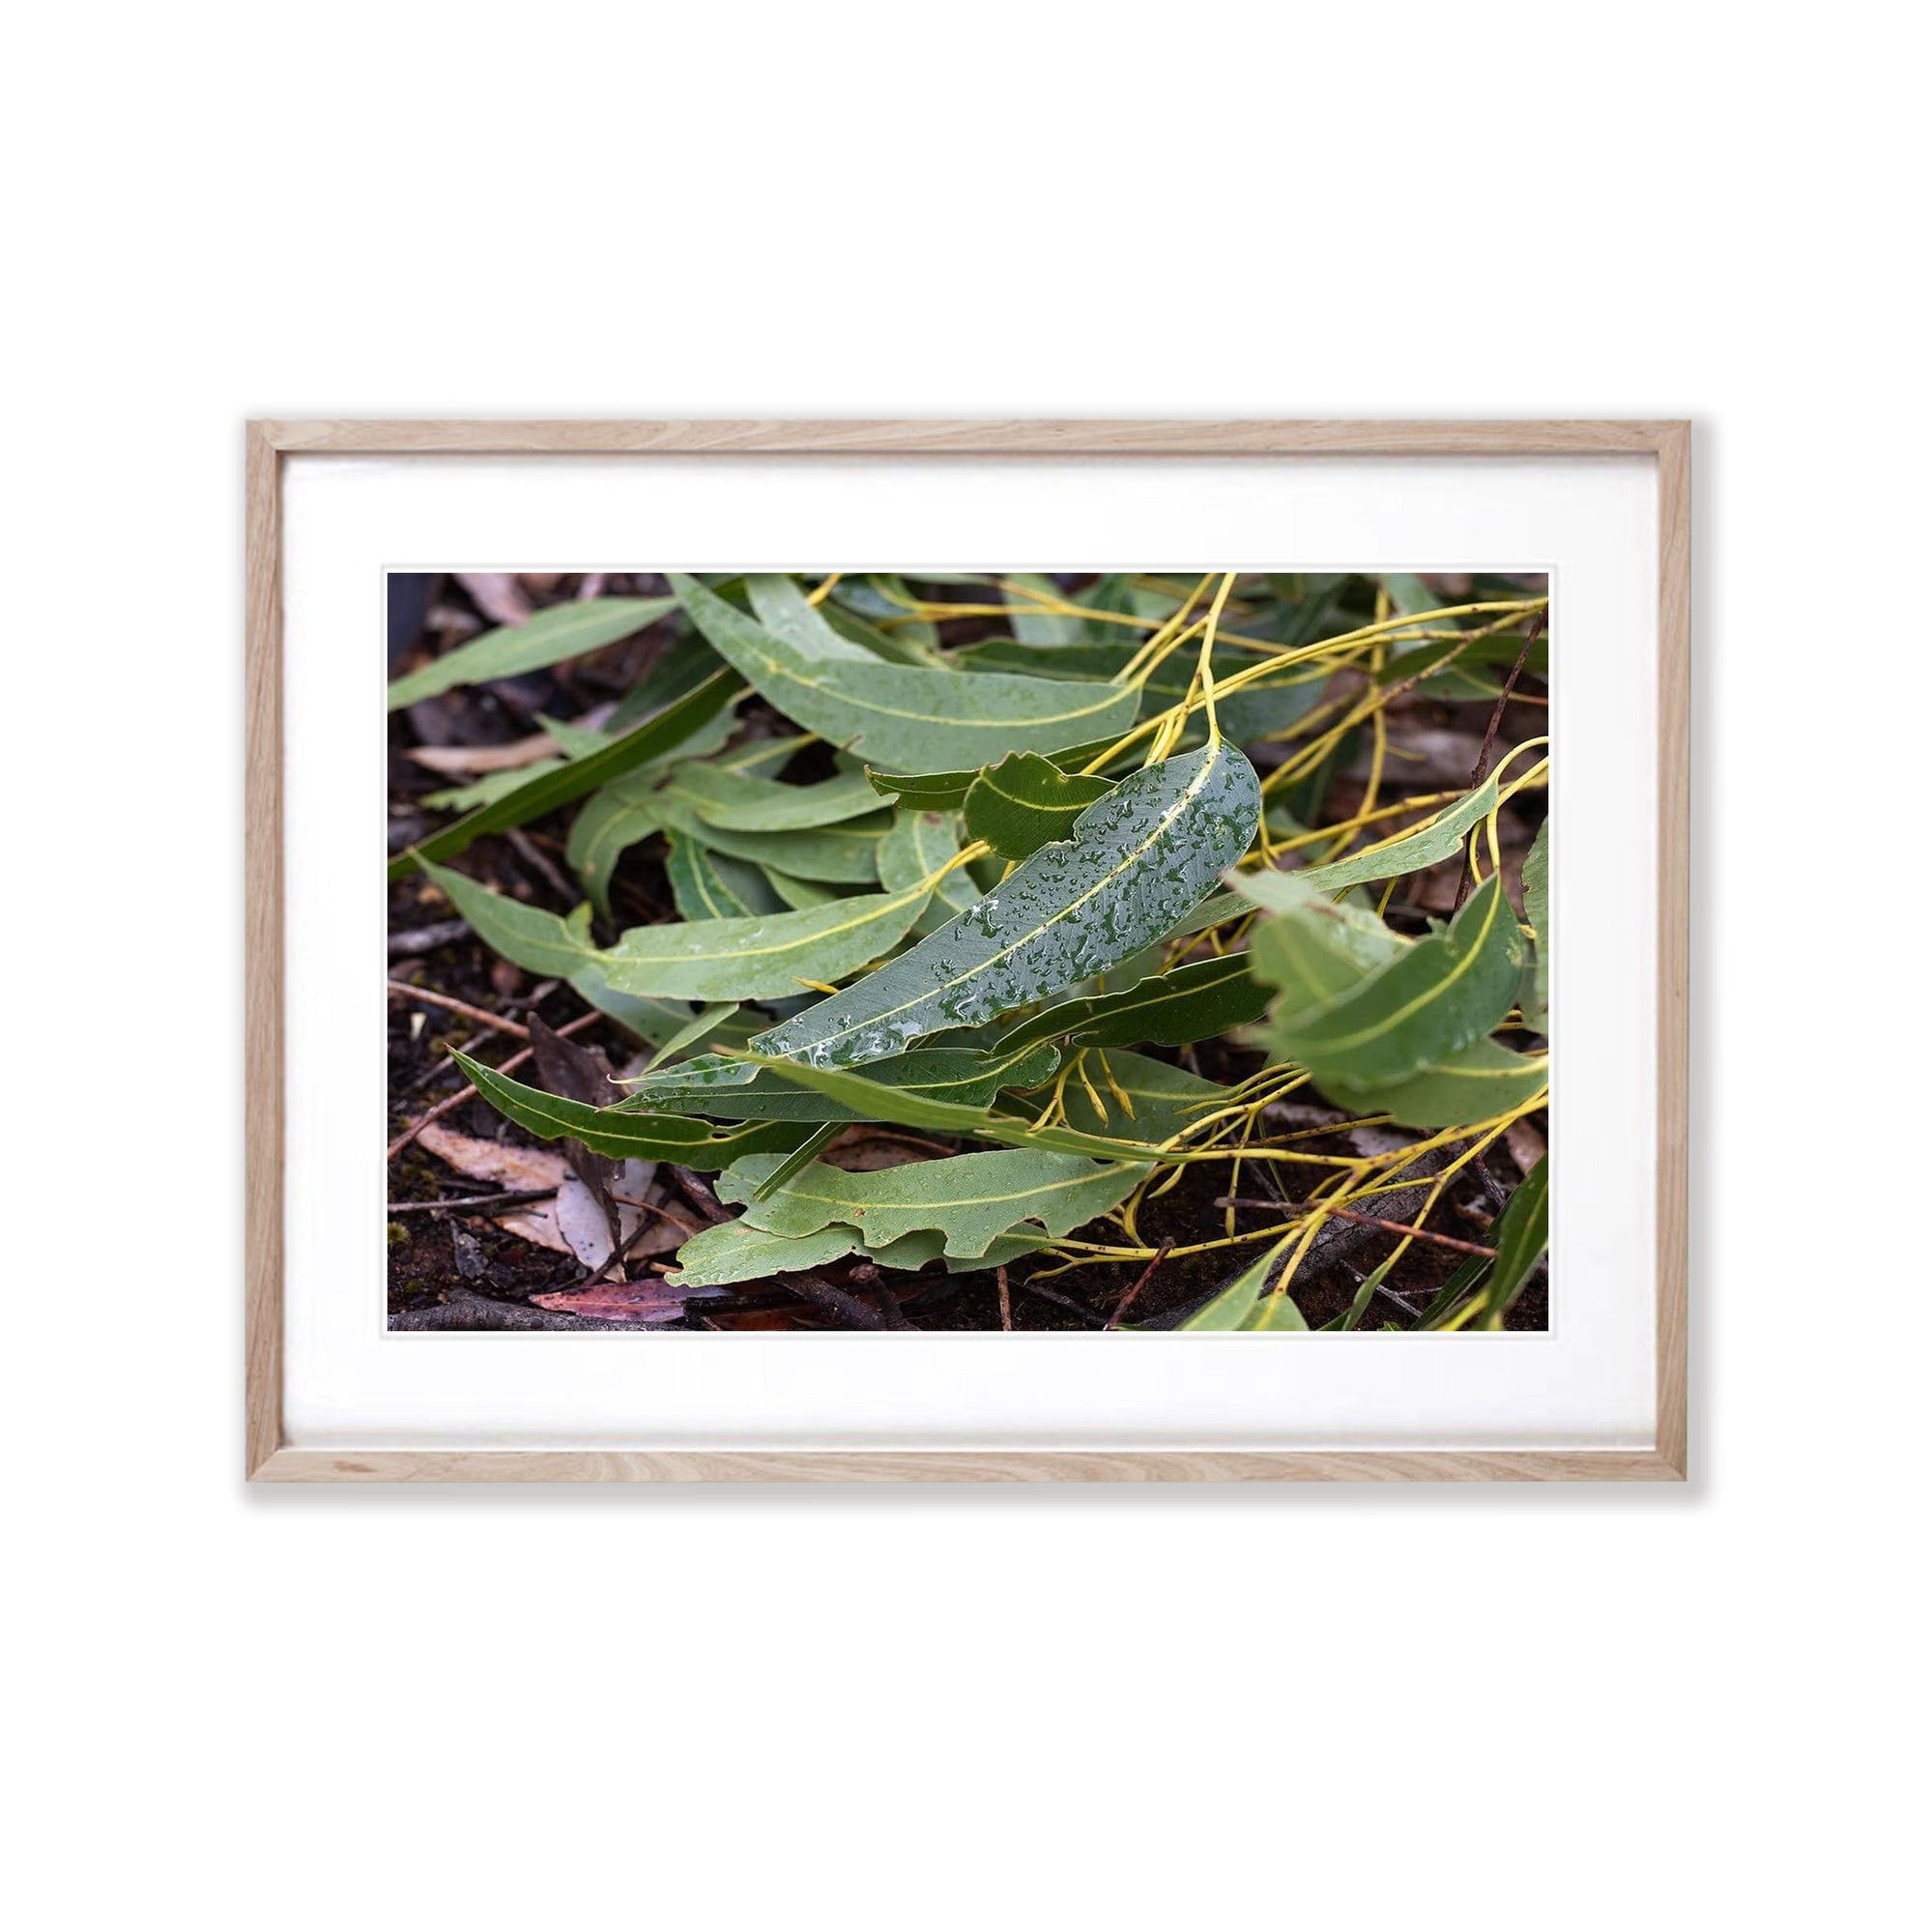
{"left": 8, "top": 6, "right": 1922, "bottom": 1928}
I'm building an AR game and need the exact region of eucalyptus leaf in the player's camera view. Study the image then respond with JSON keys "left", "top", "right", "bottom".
{"left": 617, "top": 1039, "right": 1061, "bottom": 1122}
{"left": 1001, "top": 572, "right": 1083, "bottom": 646}
{"left": 964, "top": 752, "right": 1118, "bottom": 860}
{"left": 602, "top": 882, "right": 931, "bottom": 1000}
{"left": 564, "top": 963, "right": 760, "bottom": 1052}
{"left": 1289, "top": 774, "right": 1498, "bottom": 894}
{"left": 1176, "top": 1233, "right": 1305, "bottom": 1332}
{"left": 665, "top": 834, "right": 782, "bottom": 921}
{"left": 672, "top": 573, "right": 1139, "bottom": 768}
{"left": 668, "top": 1220, "right": 874, "bottom": 1288}
{"left": 864, "top": 738, "right": 1120, "bottom": 813}
{"left": 672, "top": 764, "right": 883, "bottom": 832}
{"left": 566, "top": 785, "right": 668, "bottom": 919}
{"left": 744, "top": 573, "right": 874, "bottom": 660}
{"left": 1317, "top": 1038, "right": 1549, "bottom": 1128}
{"left": 730, "top": 1051, "right": 1176, "bottom": 1163}
{"left": 419, "top": 859, "right": 597, "bottom": 977}
{"left": 388, "top": 665, "right": 746, "bottom": 881}
{"left": 1001, "top": 954, "right": 1269, "bottom": 1054}
{"left": 448, "top": 1051, "right": 806, "bottom": 1168}
{"left": 1258, "top": 875, "right": 1523, "bottom": 1089}
{"left": 1236, "top": 870, "right": 1406, "bottom": 1011}
{"left": 1522, "top": 818, "right": 1550, "bottom": 1033}
{"left": 764, "top": 868, "right": 837, "bottom": 910}
{"left": 754, "top": 738, "right": 1261, "bottom": 1068}
{"left": 386, "top": 596, "right": 675, "bottom": 711}
{"left": 1474, "top": 1156, "right": 1549, "bottom": 1325}
{"left": 879, "top": 808, "right": 979, "bottom": 937}
{"left": 660, "top": 793, "right": 891, "bottom": 883}
{"left": 720, "top": 1147, "right": 1141, "bottom": 1259}
{"left": 1051, "top": 1049, "right": 1230, "bottom": 1145}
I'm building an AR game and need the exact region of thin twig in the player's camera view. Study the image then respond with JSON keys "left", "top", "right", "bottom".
{"left": 1469, "top": 613, "right": 1544, "bottom": 789}
{"left": 1454, "top": 613, "right": 1544, "bottom": 913}
{"left": 387, "top": 979, "right": 532, "bottom": 1040}
{"left": 389, "top": 919, "right": 471, "bottom": 959}
{"left": 1105, "top": 1237, "right": 1173, "bottom": 1330}
{"left": 996, "top": 1264, "right": 1012, "bottom": 1332}
{"left": 386, "top": 1188, "right": 558, "bottom": 1215}
{"left": 784, "top": 1273, "right": 894, "bottom": 1331}
{"left": 1217, "top": 1197, "right": 1496, "bottom": 1259}
{"left": 506, "top": 825, "right": 582, "bottom": 909}
{"left": 387, "top": 1010, "right": 601, "bottom": 1161}
{"left": 1012, "top": 1277, "right": 1107, "bottom": 1329}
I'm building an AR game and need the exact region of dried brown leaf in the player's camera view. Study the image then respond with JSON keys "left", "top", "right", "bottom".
{"left": 457, "top": 571, "right": 535, "bottom": 626}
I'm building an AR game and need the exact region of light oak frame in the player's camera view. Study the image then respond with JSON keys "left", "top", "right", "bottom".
{"left": 245, "top": 419, "right": 1689, "bottom": 1483}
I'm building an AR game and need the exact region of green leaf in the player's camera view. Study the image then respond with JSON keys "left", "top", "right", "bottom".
{"left": 743, "top": 573, "right": 875, "bottom": 661}
{"left": 618, "top": 1039, "right": 1061, "bottom": 1122}
{"left": 565, "top": 784, "right": 668, "bottom": 919}
{"left": 753, "top": 738, "right": 1262, "bottom": 1068}
{"left": 864, "top": 738, "right": 1121, "bottom": 813}
{"left": 1002, "top": 572, "right": 1084, "bottom": 646}
{"left": 1001, "top": 953, "right": 1269, "bottom": 1054}
{"left": 1288, "top": 775, "right": 1498, "bottom": 895}
{"left": 764, "top": 868, "right": 836, "bottom": 910}
{"left": 665, "top": 834, "right": 782, "bottom": 920}
{"left": 564, "top": 964, "right": 760, "bottom": 1052}
{"left": 419, "top": 859, "right": 597, "bottom": 977}
{"left": 672, "top": 764, "right": 883, "bottom": 832}
{"left": 1258, "top": 875, "right": 1524, "bottom": 1089}
{"left": 421, "top": 761, "right": 568, "bottom": 813}
{"left": 644, "top": 1001, "right": 743, "bottom": 1069}
{"left": 660, "top": 793, "right": 891, "bottom": 883}
{"left": 448, "top": 1051, "right": 805, "bottom": 1168}
{"left": 386, "top": 596, "right": 675, "bottom": 711}
{"left": 726, "top": 1051, "right": 1173, "bottom": 1163}
{"left": 1474, "top": 1157, "right": 1550, "bottom": 1326}
{"left": 604, "top": 636, "right": 726, "bottom": 733}
{"left": 1317, "top": 1038, "right": 1549, "bottom": 1127}
{"left": 388, "top": 664, "right": 746, "bottom": 881}
{"left": 1236, "top": 870, "right": 1407, "bottom": 1012}
{"left": 602, "top": 883, "right": 931, "bottom": 1000}
{"left": 1176, "top": 1233, "right": 1304, "bottom": 1331}
{"left": 1239, "top": 1285, "right": 1312, "bottom": 1331}
{"left": 1051, "top": 1049, "right": 1229, "bottom": 1145}
{"left": 672, "top": 573, "right": 1139, "bottom": 768}
{"left": 720, "top": 1147, "right": 1141, "bottom": 1259}
{"left": 963, "top": 751, "right": 1118, "bottom": 860}
{"left": 1522, "top": 818, "right": 1550, "bottom": 1033}
{"left": 669, "top": 1220, "right": 875, "bottom": 1288}
{"left": 666, "top": 1219, "right": 1041, "bottom": 1290}
{"left": 878, "top": 808, "right": 979, "bottom": 937}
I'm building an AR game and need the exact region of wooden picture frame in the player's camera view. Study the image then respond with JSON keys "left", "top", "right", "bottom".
{"left": 246, "top": 418, "right": 1689, "bottom": 1483}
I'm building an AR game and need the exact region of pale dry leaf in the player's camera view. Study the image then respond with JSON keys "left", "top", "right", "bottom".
{"left": 1505, "top": 1119, "right": 1548, "bottom": 1177}
{"left": 457, "top": 571, "right": 535, "bottom": 625}
{"left": 417, "top": 1123, "right": 569, "bottom": 1192}
{"left": 492, "top": 1205, "right": 573, "bottom": 1255}
{"left": 408, "top": 733, "right": 559, "bottom": 778}
{"left": 553, "top": 1158, "right": 659, "bottom": 1270}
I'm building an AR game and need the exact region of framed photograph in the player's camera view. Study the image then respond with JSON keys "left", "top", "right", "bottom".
{"left": 246, "top": 418, "right": 1688, "bottom": 1482}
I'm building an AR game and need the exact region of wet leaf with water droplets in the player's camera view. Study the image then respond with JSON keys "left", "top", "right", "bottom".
{"left": 753, "top": 739, "right": 1262, "bottom": 1069}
